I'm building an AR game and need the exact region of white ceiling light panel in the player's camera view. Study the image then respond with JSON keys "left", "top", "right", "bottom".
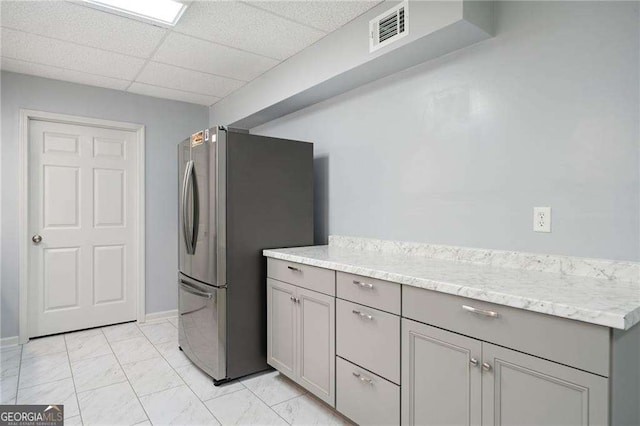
{"left": 82, "top": 0, "right": 188, "bottom": 27}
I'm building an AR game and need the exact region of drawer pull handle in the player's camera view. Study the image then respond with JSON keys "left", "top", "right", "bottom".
{"left": 352, "top": 372, "right": 374, "bottom": 385}
{"left": 462, "top": 305, "right": 499, "bottom": 318}
{"left": 352, "top": 309, "right": 374, "bottom": 320}
{"left": 353, "top": 280, "right": 374, "bottom": 289}
{"left": 470, "top": 358, "right": 479, "bottom": 367}
{"left": 287, "top": 266, "right": 301, "bottom": 272}
{"left": 482, "top": 362, "right": 492, "bottom": 372}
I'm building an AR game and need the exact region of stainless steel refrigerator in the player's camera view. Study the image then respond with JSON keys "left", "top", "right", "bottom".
{"left": 178, "top": 126, "right": 313, "bottom": 385}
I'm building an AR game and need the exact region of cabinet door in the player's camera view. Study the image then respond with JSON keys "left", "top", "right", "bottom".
{"left": 266, "top": 278, "right": 297, "bottom": 379}
{"left": 482, "top": 342, "right": 608, "bottom": 426}
{"left": 402, "top": 319, "right": 482, "bottom": 426}
{"left": 297, "top": 287, "right": 336, "bottom": 406}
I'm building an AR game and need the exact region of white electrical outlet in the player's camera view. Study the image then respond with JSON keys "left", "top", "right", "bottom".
{"left": 533, "top": 207, "right": 551, "bottom": 233}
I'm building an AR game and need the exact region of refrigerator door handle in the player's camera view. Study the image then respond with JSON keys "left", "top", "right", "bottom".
{"left": 182, "top": 160, "right": 194, "bottom": 254}
{"left": 180, "top": 281, "right": 212, "bottom": 299}
{"left": 190, "top": 161, "right": 200, "bottom": 255}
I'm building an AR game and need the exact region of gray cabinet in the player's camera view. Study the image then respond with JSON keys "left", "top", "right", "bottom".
{"left": 266, "top": 278, "right": 336, "bottom": 406}
{"left": 297, "top": 286, "right": 335, "bottom": 406}
{"left": 402, "top": 319, "right": 482, "bottom": 426}
{"left": 402, "top": 318, "right": 609, "bottom": 426}
{"left": 267, "top": 279, "right": 297, "bottom": 379}
{"left": 482, "top": 343, "right": 608, "bottom": 426}
{"left": 336, "top": 356, "right": 400, "bottom": 426}
{"left": 266, "top": 256, "right": 638, "bottom": 426}
{"left": 337, "top": 299, "right": 400, "bottom": 384}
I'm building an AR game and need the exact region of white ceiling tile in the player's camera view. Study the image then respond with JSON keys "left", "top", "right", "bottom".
{"left": 1, "top": 1, "right": 167, "bottom": 58}
{"left": 127, "top": 82, "right": 220, "bottom": 106}
{"left": 1, "top": 57, "right": 130, "bottom": 91}
{"left": 153, "top": 33, "right": 279, "bottom": 82}
{"left": 173, "top": 1, "right": 326, "bottom": 60}
{"left": 136, "top": 62, "right": 245, "bottom": 98}
{"left": 247, "top": 1, "right": 381, "bottom": 32}
{"left": 1, "top": 28, "right": 146, "bottom": 80}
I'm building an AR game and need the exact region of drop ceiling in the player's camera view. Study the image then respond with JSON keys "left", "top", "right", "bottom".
{"left": 0, "top": 0, "right": 381, "bottom": 106}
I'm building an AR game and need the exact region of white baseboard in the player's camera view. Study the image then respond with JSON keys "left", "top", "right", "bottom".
{"left": 143, "top": 309, "right": 178, "bottom": 324}
{"left": 0, "top": 336, "right": 20, "bottom": 348}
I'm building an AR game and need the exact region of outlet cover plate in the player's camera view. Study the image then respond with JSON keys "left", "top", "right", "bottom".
{"left": 533, "top": 207, "right": 551, "bottom": 233}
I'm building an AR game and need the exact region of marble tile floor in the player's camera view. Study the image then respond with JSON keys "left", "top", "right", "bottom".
{"left": 0, "top": 318, "right": 351, "bottom": 425}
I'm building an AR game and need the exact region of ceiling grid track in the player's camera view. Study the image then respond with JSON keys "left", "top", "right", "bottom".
{"left": 0, "top": 1, "right": 382, "bottom": 106}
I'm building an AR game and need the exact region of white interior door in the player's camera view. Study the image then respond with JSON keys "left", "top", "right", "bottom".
{"left": 28, "top": 119, "right": 139, "bottom": 337}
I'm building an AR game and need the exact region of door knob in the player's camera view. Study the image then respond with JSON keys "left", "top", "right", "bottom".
{"left": 32, "top": 234, "right": 42, "bottom": 244}
{"left": 482, "top": 362, "right": 492, "bottom": 372}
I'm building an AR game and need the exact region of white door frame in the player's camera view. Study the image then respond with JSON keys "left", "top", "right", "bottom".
{"left": 18, "top": 109, "right": 146, "bottom": 344}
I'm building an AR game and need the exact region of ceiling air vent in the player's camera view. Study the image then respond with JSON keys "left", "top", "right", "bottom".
{"left": 369, "top": 2, "right": 408, "bottom": 53}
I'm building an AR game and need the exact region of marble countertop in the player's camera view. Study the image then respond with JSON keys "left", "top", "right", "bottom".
{"left": 263, "top": 245, "right": 640, "bottom": 330}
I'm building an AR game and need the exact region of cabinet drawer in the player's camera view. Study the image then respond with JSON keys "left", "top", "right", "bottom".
{"left": 336, "top": 299, "right": 400, "bottom": 384}
{"left": 267, "top": 258, "right": 335, "bottom": 296}
{"left": 337, "top": 272, "right": 400, "bottom": 315}
{"left": 403, "top": 285, "right": 610, "bottom": 376}
{"left": 336, "top": 357, "right": 400, "bottom": 426}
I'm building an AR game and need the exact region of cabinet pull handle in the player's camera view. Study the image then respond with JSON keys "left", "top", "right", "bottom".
{"left": 482, "top": 362, "right": 492, "bottom": 372}
{"left": 352, "top": 309, "right": 374, "bottom": 320}
{"left": 287, "top": 266, "right": 301, "bottom": 272}
{"left": 462, "top": 305, "right": 499, "bottom": 318}
{"left": 470, "top": 358, "right": 479, "bottom": 367}
{"left": 352, "top": 371, "right": 373, "bottom": 385}
{"left": 353, "top": 280, "right": 374, "bottom": 289}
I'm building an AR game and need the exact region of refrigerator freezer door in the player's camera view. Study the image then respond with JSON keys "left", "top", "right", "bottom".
{"left": 178, "top": 131, "right": 218, "bottom": 286}
{"left": 178, "top": 273, "right": 226, "bottom": 380}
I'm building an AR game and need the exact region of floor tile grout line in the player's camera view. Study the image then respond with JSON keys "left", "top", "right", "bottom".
{"left": 146, "top": 316, "right": 296, "bottom": 425}
{"left": 14, "top": 374, "right": 87, "bottom": 393}
{"left": 72, "top": 378, "right": 130, "bottom": 397}
{"left": 131, "top": 382, "right": 186, "bottom": 400}
{"left": 270, "top": 392, "right": 348, "bottom": 425}
{"left": 240, "top": 380, "right": 294, "bottom": 425}
{"left": 21, "top": 349, "right": 68, "bottom": 362}
{"left": 200, "top": 396, "right": 232, "bottom": 425}
{"left": 102, "top": 327, "right": 153, "bottom": 425}
{"left": 16, "top": 344, "right": 75, "bottom": 391}
{"left": 67, "top": 350, "right": 120, "bottom": 366}
{"left": 64, "top": 332, "right": 85, "bottom": 425}
{"left": 268, "top": 390, "right": 310, "bottom": 411}
{"left": 135, "top": 319, "right": 228, "bottom": 426}
{"left": 133, "top": 321, "right": 226, "bottom": 425}
{"left": 12, "top": 344, "right": 23, "bottom": 403}
{"left": 12, "top": 320, "right": 323, "bottom": 426}
{"left": 200, "top": 386, "right": 246, "bottom": 404}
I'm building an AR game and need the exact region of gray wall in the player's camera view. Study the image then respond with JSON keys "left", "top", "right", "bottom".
{"left": 209, "top": 1, "right": 492, "bottom": 128}
{"left": 253, "top": 1, "right": 640, "bottom": 261}
{"left": 1, "top": 71, "right": 209, "bottom": 338}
